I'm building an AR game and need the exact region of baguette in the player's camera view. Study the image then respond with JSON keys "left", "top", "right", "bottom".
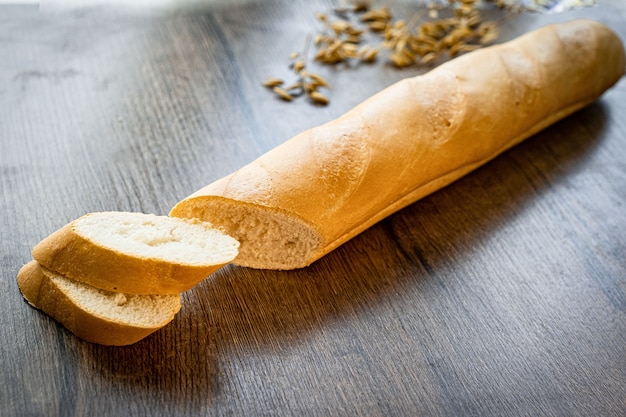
{"left": 17, "top": 260, "right": 181, "bottom": 346}
{"left": 170, "top": 19, "right": 625, "bottom": 270}
{"left": 32, "top": 211, "right": 239, "bottom": 295}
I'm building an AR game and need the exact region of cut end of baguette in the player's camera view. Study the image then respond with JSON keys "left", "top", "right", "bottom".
{"left": 18, "top": 260, "right": 181, "bottom": 346}
{"left": 32, "top": 212, "right": 240, "bottom": 294}
{"left": 76, "top": 211, "right": 238, "bottom": 266}
{"left": 170, "top": 198, "right": 323, "bottom": 270}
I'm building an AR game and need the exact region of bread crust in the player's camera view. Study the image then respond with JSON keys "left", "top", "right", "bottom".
{"left": 170, "top": 20, "right": 625, "bottom": 270}
{"left": 17, "top": 261, "right": 181, "bottom": 346}
{"left": 32, "top": 213, "right": 237, "bottom": 295}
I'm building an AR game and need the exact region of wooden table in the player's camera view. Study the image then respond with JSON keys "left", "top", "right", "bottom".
{"left": 2, "top": 1, "right": 625, "bottom": 416}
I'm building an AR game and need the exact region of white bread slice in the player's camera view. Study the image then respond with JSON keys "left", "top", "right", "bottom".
{"left": 170, "top": 20, "right": 625, "bottom": 270}
{"left": 17, "top": 260, "right": 181, "bottom": 346}
{"left": 32, "top": 212, "right": 239, "bottom": 295}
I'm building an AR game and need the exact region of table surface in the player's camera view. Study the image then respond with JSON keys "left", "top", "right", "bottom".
{"left": 2, "top": 1, "right": 625, "bottom": 416}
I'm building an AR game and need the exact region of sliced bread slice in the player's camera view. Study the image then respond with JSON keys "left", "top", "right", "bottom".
{"left": 17, "top": 260, "right": 181, "bottom": 346}
{"left": 32, "top": 212, "right": 240, "bottom": 295}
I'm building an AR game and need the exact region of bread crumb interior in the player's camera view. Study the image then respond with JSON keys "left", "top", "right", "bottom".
{"left": 51, "top": 272, "right": 181, "bottom": 327}
{"left": 75, "top": 212, "right": 239, "bottom": 266}
{"left": 178, "top": 199, "right": 322, "bottom": 269}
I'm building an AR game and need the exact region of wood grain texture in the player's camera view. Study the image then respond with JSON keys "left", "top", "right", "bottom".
{"left": 1, "top": 1, "right": 625, "bottom": 416}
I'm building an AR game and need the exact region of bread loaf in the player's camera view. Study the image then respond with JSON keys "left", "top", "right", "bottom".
{"left": 32, "top": 211, "right": 239, "bottom": 295}
{"left": 170, "top": 19, "right": 625, "bottom": 270}
{"left": 17, "top": 260, "right": 181, "bottom": 346}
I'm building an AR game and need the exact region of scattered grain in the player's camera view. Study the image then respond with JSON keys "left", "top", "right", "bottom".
{"left": 263, "top": 0, "right": 509, "bottom": 105}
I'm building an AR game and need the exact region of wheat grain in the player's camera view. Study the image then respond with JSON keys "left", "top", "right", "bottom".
{"left": 262, "top": 78, "right": 284, "bottom": 88}
{"left": 263, "top": 0, "right": 503, "bottom": 105}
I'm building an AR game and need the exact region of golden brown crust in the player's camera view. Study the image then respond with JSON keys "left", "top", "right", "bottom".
{"left": 171, "top": 20, "right": 625, "bottom": 269}
{"left": 17, "top": 261, "right": 180, "bottom": 346}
